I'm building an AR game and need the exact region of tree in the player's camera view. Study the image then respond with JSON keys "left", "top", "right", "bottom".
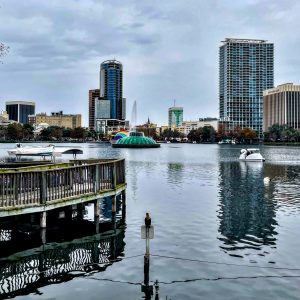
{"left": 202, "top": 126, "right": 216, "bottom": 142}
{"left": 62, "top": 127, "right": 72, "bottom": 138}
{"left": 39, "top": 126, "right": 62, "bottom": 140}
{"left": 22, "top": 124, "right": 34, "bottom": 140}
{"left": 51, "top": 127, "right": 63, "bottom": 140}
{"left": 0, "top": 126, "right": 7, "bottom": 140}
{"left": 241, "top": 127, "right": 257, "bottom": 140}
{"left": 71, "top": 127, "right": 87, "bottom": 140}
{"left": 268, "top": 124, "right": 283, "bottom": 141}
{"left": 6, "top": 123, "right": 23, "bottom": 140}
{"left": 187, "top": 129, "right": 198, "bottom": 142}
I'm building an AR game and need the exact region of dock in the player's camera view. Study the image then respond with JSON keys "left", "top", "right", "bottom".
{"left": 0, "top": 158, "right": 126, "bottom": 231}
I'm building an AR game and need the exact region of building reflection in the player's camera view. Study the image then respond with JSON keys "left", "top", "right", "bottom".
{"left": 167, "top": 163, "right": 184, "bottom": 185}
{"left": 100, "top": 195, "right": 122, "bottom": 221}
{"left": 0, "top": 228, "right": 125, "bottom": 299}
{"left": 217, "top": 161, "right": 277, "bottom": 257}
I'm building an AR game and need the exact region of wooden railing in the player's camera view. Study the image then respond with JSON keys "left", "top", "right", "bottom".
{"left": 0, "top": 159, "right": 125, "bottom": 209}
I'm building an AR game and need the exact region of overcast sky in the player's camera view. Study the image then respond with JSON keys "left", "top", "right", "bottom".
{"left": 1, "top": 0, "right": 300, "bottom": 126}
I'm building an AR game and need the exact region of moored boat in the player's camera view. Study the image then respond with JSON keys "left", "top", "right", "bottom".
{"left": 8, "top": 144, "right": 54, "bottom": 157}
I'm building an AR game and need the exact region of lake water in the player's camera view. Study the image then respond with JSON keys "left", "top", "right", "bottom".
{"left": 1, "top": 143, "right": 300, "bottom": 299}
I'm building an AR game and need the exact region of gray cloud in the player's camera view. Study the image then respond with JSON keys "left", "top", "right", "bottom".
{"left": 1, "top": 0, "right": 300, "bottom": 125}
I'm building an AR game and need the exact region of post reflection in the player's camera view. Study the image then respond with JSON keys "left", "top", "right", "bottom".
{"left": 217, "top": 161, "right": 277, "bottom": 257}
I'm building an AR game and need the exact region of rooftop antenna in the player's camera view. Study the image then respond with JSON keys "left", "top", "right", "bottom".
{"left": 174, "top": 99, "right": 176, "bottom": 107}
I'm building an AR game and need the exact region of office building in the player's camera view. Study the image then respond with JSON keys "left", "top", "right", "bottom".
{"left": 0, "top": 110, "right": 15, "bottom": 127}
{"left": 95, "top": 99, "right": 110, "bottom": 119}
{"left": 6, "top": 101, "right": 35, "bottom": 124}
{"left": 100, "top": 60, "right": 124, "bottom": 120}
{"left": 89, "top": 89, "right": 100, "bottom": 130}
{"left": 168, "top": 106, "right": 183, "bottom": 128}
{"left": 177, "top": 118, "right": 219, "bottom": 135}
{"left": 263, "top": 83, "right": 300, "bottom": 131}
{"left": 219, "top": 38, "right": 274, "bottom": 136}
{"left": 95, "top": 119, "right": 129, "bottom": 134}
{"left": 35, "top": 111, "right": 81, "bottom": 129}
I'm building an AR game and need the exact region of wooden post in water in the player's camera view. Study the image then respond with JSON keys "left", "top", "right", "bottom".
{"left": 94, "top": 199, "right": 100, "bottom": 233}
{"left": 77, "top": 203, "right": 84, "bottom": 220}
{"left": 64, "top": 205, "right": 73, "bottom": 222}
{"left": 110, "top": 234, "right": 116, "bottom": 260}
{"left": 121, "top": 190, "right": 126, "bottom": 225}
{"left": 112, "top": 162, "right": 117, "bottom": 189}
{"left": 40, "top": 211, "right": 47, "bottom": 228}
{"left": 111, "top": 195, "right": 116, "bottom": 231}
{"left": 95, "top": 165, "right": 100, "bottom": 193}
{"left": 39, "top": 172, "right": 47, "bottom": 229}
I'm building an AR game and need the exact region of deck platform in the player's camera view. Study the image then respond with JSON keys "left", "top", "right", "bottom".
{"left": 0, "top": 159, "right": 126, "bottom": 225}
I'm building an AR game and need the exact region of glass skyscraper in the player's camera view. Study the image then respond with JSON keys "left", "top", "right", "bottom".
{"left": 168, "top": 106, "right": 183, "bottom": 128}
{"left": 100, "top": 60, "right": 124, "bottom": 120}
{"left": 219, "top": 38, "right": 274, "bottom": 136}
{"left": 6, "top": 101, "right": 35, "bottom": 124}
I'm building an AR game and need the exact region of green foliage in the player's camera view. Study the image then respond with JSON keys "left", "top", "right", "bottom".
{"left": 70, "top": 127, "right": 87, "bottom": 140}
{"left": 264, "top": 124, "right": 300, "bottom": 142}
{"left": 0, "top": 123, "right": 98, "bottom": 142}
{"left": 187, "top": 126, "right": 216, "bottom": 143}
{"left": 161, "top": 129, "right": 183, "bottom": 140}
{"left": 6, "top": 123, "right": 24, "bottom": 140}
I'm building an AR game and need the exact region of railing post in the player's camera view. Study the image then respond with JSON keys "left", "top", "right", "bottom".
{"left": 40, "top": 172, "right": 47, "bottom": 205}
{"left": 111, "top": 195, "right": 116, "bottom": 232}
{"left": 95, "top": 164, "right": 100, "bottom": 193}
{"left": 94, "top": 198, "right": 100, "bottom": 233}
{"left": 113, "top": 162, "right": 117, "bottom": 189}
{"left": 121, "top": 190, "right": 126, "bottom": 225}
{"left": 13, "top": 174, "right": 19, "bottom": 205}
{"left": 122, "top": 159, "right": 125, "bottom": 184}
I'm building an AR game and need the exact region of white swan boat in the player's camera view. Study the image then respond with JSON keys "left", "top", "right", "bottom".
{"left": 239, "top": 148, "right": 265, "bottom": 161}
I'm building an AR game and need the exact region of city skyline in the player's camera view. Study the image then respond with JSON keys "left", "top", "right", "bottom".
{"left": 1, "top": 1, "right": 300, "bottom": 126}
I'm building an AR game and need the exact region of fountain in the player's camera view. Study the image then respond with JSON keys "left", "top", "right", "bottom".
{"left": 112, "top": 101, "right": 160, "bottom": 148}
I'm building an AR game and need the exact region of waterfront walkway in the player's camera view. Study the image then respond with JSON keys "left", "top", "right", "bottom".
{"left": 0, "top": 159, "right": 126, "bottom": 228}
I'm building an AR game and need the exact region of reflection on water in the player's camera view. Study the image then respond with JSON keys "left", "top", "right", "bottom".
{"left": 218, "top": 161, "right": 277, "bottom": 257}
{"left": 167, "top": 163, "right": 184, "bottom": 185}
{"left": 264, "top": 164, "right": 300, "bottom": 215}
{"left": 0, "top": 229, "right": 125, "bottom": 299}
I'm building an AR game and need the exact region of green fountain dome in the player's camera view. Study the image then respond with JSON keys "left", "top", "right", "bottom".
{"left": 112, "top": 131, "right": 160, "bottom": 148}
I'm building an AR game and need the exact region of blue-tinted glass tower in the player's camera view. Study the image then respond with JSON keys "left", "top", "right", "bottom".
{"left": 100, "top": 60, "right": 124, "bottom": 120}
{"left": 219, "top": 38, "right": 274, "bottom": 136}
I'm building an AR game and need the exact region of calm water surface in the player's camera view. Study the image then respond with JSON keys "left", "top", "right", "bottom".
{"left": 1, "top": 143, "right": 300, "bottom": 299}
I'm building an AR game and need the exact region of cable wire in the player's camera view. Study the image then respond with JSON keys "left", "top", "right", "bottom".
{"left": 156, "top": 274, "right": 300, "bottom": 285}
{"left": 150, "top": 254, "right": 300, "bottom": 271}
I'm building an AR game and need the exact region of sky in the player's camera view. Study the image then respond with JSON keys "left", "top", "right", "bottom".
{"left": 1, "top": 0, "right": 300, "bottom": 126}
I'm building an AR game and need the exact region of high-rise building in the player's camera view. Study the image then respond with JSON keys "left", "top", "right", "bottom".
{"left": 5, "top": 101, "right": 35, "bottom": 124}
{"left": 263, "top": 83, "right": 300, "bottom": 131}
{"left": 95, "top": 99, "right": 110, "bottom": 119}
{"left": 219, "top": 38, "right": 274, "bottom": 136}
{"left": 88, "top": 89, "right": 100, "bottom": 130}
{"left": 100, "top": 60, "right": 124, "bottom": 120}
{"left": 168, "top": 106, "right": 183, "bottom": 128}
